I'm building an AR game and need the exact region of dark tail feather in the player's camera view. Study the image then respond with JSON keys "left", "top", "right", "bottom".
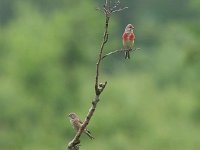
{"left": 85, "top": 129, "right": 95, "bottom": 140}
{"left": 125, "top": 51, "right": 130, "bottom": 59}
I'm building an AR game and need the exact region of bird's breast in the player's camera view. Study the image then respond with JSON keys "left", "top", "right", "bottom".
{"left": 123, "top": 32, "right": 135, "bottom": 41}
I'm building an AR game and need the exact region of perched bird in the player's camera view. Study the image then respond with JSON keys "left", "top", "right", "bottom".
{"left": 122, "top": 24, "right": 135, "bottom": 59}
{"left": 68, "top": 112, "right": 94, "bottom": 139}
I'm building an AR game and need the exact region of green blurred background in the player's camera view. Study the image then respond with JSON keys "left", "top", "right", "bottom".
{"left": 0, "top": 0, "right": 200, "bottom": 149}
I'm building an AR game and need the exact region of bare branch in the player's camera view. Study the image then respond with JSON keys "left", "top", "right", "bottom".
{"left": 111, "top": 7, "right": 128, "bottom": 13}
{"left": 102, "top": 49, "right": 124, "bottom": 60}
{"left": 95, "top": 5, "right": 110, "bottom": 95}
{"left": 110, "top": 0, "right": 128, "bottom": 13}
{"left": 101, "top": 48, "right": 140, "bottom": 60}
{"left": 68, "top": 1, "right": 111, "bottom": 150}
{"left": 67, "top": 82, "right": 107, "bottom": 150}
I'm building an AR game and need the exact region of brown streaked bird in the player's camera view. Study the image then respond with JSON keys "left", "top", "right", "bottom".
{"left": 68, "top": 112, "right": 94, "bottom": 140}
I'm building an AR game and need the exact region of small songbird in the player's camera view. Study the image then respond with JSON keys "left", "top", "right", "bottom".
{"left": 122, "top": 24, "right": 135, "bottom": 59}
{"left": 68, "top": 112, "right": 94, "bottom": 140}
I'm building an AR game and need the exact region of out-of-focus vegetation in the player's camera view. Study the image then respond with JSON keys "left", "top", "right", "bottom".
{"left": 0, "top": 0, "right": 200, "bottom": 150}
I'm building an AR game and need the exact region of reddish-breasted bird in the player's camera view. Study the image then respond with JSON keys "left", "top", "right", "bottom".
{"left": 122, "top": 24, "right": 135, "bottom": 59}
{"left": 68, "top": 112, "right": 94, "bottom": 140}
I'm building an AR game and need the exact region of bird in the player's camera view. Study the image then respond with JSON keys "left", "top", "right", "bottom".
{"left": 122, "top": 24, "right": 135, "bottom": 59}
{"left": 68, "top": 112, "right": 95, "bottom": 140}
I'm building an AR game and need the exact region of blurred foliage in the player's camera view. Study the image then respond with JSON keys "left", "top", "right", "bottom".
{"left": 0, "top": 0, "right": 200, "bottom": 150}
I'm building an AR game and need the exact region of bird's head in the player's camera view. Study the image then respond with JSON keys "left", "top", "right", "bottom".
{"left": 125, "top": 24, "right": 134, "bottom": 32}
{"left": 68, "top": 112, "right": 77, "bottom": 119}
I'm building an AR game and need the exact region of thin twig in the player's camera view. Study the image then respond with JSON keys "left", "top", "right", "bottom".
{"left": 101, "top": 48, "right": 140, "bottom": 60}
{"left": 111, "top": 7, "right": 128, "bottom": 13}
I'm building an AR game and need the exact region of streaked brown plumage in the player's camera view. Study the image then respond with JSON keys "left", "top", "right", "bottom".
{"left": 68, "top": 112, "right": 94, "bottom": 139}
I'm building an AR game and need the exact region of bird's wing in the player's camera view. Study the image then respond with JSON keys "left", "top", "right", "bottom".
{"left": 78, "top": 119, "right": 83, "bottom": 124}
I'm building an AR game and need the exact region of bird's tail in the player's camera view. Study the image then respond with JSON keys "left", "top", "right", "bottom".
{"left": 85, "top": 129, "right": 95, "bottom": 140}
{"left": 125, "top": 51, "right": 130, "bottom": 59}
